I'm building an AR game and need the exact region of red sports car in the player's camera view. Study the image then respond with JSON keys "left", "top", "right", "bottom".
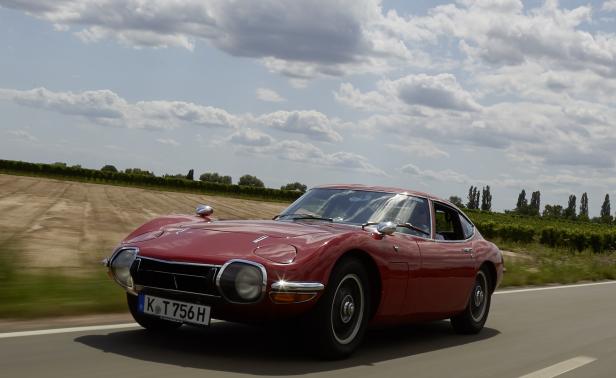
{"left": 105, "top": 184, "right": 503, "bottom": 358}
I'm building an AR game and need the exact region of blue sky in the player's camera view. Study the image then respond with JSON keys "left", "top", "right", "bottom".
{"left": 1, "top": 0, "right": 616, "bottom": 215}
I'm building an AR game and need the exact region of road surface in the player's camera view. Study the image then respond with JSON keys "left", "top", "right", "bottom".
{"left": 1, "top": 281, "right": 615, "bottom": 378}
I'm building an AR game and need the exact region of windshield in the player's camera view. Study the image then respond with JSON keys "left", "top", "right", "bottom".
{"left": 279, "top": 188, "right": 432, "bottom": 237}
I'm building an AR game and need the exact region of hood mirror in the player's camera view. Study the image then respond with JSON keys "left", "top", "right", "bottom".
{"left": 376, "top": 221, "right": 396, "bottom": 236}
{"left": 196, "top": 204, "right": 214, "bottom": 217}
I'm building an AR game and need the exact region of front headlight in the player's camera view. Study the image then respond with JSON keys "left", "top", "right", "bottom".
{"left": 109, "top": 247, "right": 138, "bottom": 288}
{"left": 217, "top": 260, "right": 266, "bottom": 303}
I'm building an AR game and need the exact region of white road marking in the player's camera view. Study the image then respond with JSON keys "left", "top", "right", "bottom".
{"left": 495, "top": 280, "right": 616, "bottom": 295}
{"left": 0, "top": 323, "right": 139, "bottom": 339}
{"left": 518, "top": 356, "right": 597, "bottom": 378}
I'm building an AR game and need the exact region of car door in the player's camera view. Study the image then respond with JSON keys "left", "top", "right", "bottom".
{"left": 368, "top": 195, "right": 429, "bottom": 318}
{"left": 415, "top": 201, "right": 476, "bottom": 316}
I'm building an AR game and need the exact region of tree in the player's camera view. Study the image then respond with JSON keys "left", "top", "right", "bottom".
{"left": 475, "top": 188, "right": 480, "bottom": 209}
{"left": 238, "top": 174, "right": 265, "bottom": 188}
{"left": 600, "top": 194, "right": 612, "bottom": 223}
{"left": 51, "top": 162, "right": 67, "bottom": 167}
{"left": 281, "top": 182, "right": 307, "bottom": 192}
{"left": 515, "top": 189, "right": 528, "bottom": 213}
{"left": 529, "top": 191, "right": 541, "bottom": 216}
{"left": 467, "top": 186, "right": 480, "bottom": 210}
{"left": 543, "top": 204, "right": 563, "bottom": 218}
{"left": 481, "top": 186, "right": 492, "bottom": 211}
{"left": 101, "top": 165, "right": 118, "bottom": 173}
{"left": 564, "top": 195, "right": 577, "bottom": 219}
{"left": 186, "top": 169, "right": 194, "bottom": 181}
{"left": 124, "top": 168, "right": 154, "bottom": 176}
{"left": 449, "top": 196, "right": 465, "bottom": 208}
{"left": 579, "top": 192, "right": 589, "bottom": 220}
{"left": 199, "top": 172, "right": 232, "bottom": 185}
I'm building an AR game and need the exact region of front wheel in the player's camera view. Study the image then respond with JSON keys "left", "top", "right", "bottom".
{"left": 306, "top": 258, "right": 371, "bottom": 359}
{"left": 451, "top": 267, "right": 492, "bottom": 334}
{"left": 127, "top": 293, "right": 183, "bottom": 331}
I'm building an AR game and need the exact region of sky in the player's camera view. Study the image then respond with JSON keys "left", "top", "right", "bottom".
{"left": 1, "top": 0, "right": 616, "bottom": 215}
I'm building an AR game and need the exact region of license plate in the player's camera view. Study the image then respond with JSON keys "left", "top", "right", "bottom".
{"left": 138, "top": 294, "right": 211, "bottom": 326}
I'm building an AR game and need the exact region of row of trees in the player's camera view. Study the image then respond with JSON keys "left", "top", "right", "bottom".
{"left": 449, "top": 185, "right": 493, "bottom": 212}
{"left": 515, "top": 189, "right": 614, "bottom": 224}
{"left": 451, "top": 186, "right": 615, "bottom": 224}
{"left": 99, "top": 165, "right": 306, "bottom": 192}
{"left": 0, "top": 159, "right": 305, "bottom": 201}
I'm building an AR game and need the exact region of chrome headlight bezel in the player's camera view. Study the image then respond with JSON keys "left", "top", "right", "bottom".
{"left": 108, "top": 247, "right": 139, "bottom": 289}
{"left": 216, "top": 259, "right": 267, "bottom": 304}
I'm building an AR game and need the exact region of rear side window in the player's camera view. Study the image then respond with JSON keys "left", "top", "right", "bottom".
{"left": 433, "top": 202, "right": 465, "bottom": 241}
{"left": 460, "top": 214, "right": 474, "bottom": 240}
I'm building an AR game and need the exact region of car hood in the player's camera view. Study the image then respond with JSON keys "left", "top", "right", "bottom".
{"left": 127, "top": 220, "right": 354, "bottom": 265}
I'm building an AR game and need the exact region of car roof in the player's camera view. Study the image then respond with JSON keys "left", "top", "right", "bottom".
{"left": 314, "top": 184, "right": 456, "bottom": 208}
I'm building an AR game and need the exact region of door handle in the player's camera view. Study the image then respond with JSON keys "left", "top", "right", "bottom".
{"left": 462, "top": 247, "right": 473, "bottom": 253}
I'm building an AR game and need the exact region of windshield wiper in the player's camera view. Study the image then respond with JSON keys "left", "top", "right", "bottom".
{"left": 398, "top": 222, "right": 431, "bottom": 236}
{"left": 361, "top": 221, "right": 431, "bottom": 236}
{"left": 276, "top": 213, "right": 334, "bottom": 222}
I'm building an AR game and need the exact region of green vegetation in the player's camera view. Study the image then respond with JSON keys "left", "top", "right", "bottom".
{"left": 200, "top": 172, "right": 232, "bottom": 184}
{"left": 468, "top": 210, "right": 616, "bottom": 253}
{"left": 280, "top": 182, "right": 308, "bottom": 192}
{"left": 498, "top": 243, "right": 616, "bottom": 287}
{"left": 0, "top": 159, "right": 302, "bottom": 202}
{"left": 238, "top": 174, "right": 265, "bottom": 187}
{"left": 0, "top": 248, "right": 125, "bottom": 318}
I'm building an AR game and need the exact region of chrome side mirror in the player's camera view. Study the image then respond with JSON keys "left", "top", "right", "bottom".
{"left": 196, "top": 204, "right": 213, "bottom": 217}
{"left": 376, "top": 221, "right": 397, "bottom": 236}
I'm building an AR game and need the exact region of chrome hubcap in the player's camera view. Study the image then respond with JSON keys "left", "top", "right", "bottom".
{"left": 330, "top": 274, "right": 364, "bottom": 345}
{"left": 474, "top": 285, "right": 484, "bottom": 307}
{"left": 470, "top": 271, "right": 488, "bottom": 322}
{"left": 340, "top": 295, "right": 355, "bottom": 323}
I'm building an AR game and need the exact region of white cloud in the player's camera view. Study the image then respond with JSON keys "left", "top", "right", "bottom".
{"left": 335, "top": 73, "right": 481, "bottom": 113}
{"left": 7, "top": 129, "right": 37, "bottom": 142}
{"left": 404, "top": 1, "right": 616, "bottom": 78}
{"left": 0, "top": 87, "right": 240, "bottom": 130}
{"left": 256, "top": 110, "right": 343, "bottom": 142}
{"left": 245, "top": 139, "right": 385, "bottom": 175}
{"left": 0, "top": 87, "right": 345, "bottom": 143}
{"left": 156, "top": 138, "right": 180, "bottom": 147}
{"left": 227, "top": 128, "right": 274, "bottom": 146}
{"left": 2, "top": 0, "right": 433, "bottom": 79}
{"left": 387, "top": 140, "right": 450, "bottom": 159}
{"left": 603, "top": 1, "right": 616, "bottom": 12}
{"left": 256, "top": 88, "right": 285, "bottom": 103}
{"left": 400, "top": 163, "right": 470, "bottom": 184}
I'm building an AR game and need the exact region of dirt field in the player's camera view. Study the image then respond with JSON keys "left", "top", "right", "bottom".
{"left": 0, "top": 174, "right": 289, "bottom": 269}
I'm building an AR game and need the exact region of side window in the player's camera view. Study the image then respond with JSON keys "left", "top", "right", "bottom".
{"left": 396, "top": 197, "right": 431, "bottom": 237}
{"left": 460, "top": 214, "right": 474, "bottom": 240}
{"left": 434, "top": 202, "right": 465, "bottom": 241}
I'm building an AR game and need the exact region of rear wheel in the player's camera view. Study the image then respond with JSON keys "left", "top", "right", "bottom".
{"left": 451, "top": 267, "right": 492, "bottom": 334}
{"left": 127, "top": 293, "right": 183, "bottom": 331}
{"left": 306, "top": 258, "right": 370, "bottom": 359}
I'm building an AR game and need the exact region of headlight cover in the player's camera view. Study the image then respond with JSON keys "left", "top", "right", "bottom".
{"left": 109, "top": 247, "right": 138, "bottom": 289}
{"left": 216, "top": 260, "right": 266, "bottom": 303}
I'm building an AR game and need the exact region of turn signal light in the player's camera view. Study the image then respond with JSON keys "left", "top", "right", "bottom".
{"left": 270, "top": 292, "right": 317, "bottom": 304}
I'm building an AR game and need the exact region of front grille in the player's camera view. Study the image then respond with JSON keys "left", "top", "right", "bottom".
{"left": 131, "top": 257, "right": 220, "bottom": 297}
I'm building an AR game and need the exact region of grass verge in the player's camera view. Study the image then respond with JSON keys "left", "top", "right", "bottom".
{"left": 1, "top": 243, "right": 615, "bottom": 319}
{"left": 0, "top": 248, "right": 125, "bottom": 319}
{"left": 498, "top": 241, "right": 616, "bottom": 287}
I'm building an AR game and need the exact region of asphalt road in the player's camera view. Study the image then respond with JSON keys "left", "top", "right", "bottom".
{"left": 1, "top": 282, "right": 615, "bottom": 378}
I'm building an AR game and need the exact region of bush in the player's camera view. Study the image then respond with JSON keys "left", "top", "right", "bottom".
{"left": 281, "top": 182, "right": 307, "bottom": 192}
{"left": 238, "top": 174, "right": 264, "bottom": 188}
{"left": 101, "top": 164, "right": 118, "bottom": 173}
{"left": 200, "top": 172, "right": 232, "bottom": 185}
